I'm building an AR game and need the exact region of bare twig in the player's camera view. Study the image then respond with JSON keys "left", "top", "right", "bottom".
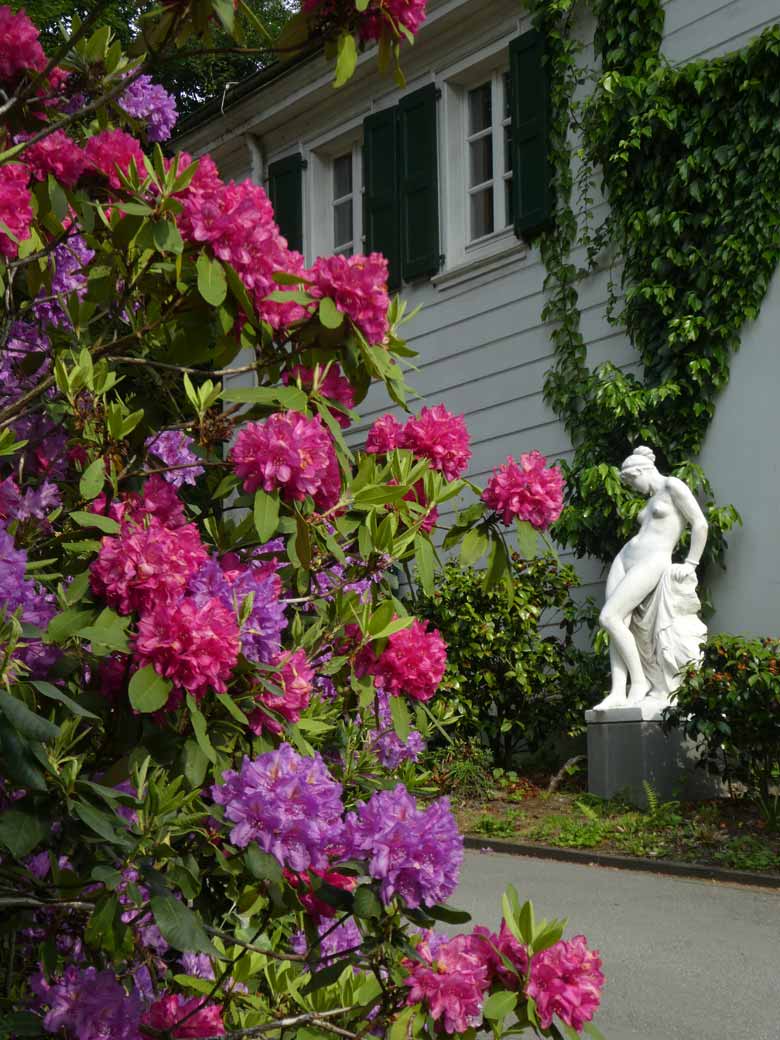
{"left": 106, "top": 356, "right": 262, "bottom": 379}
{"left": 547, "top": 755, "right": 585, "bottom": 794}
{"left": 0, "top": 897, "right": 94, "bottom": 911}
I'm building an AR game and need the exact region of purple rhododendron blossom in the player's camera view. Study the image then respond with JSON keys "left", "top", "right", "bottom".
{"left": 345, "top": 784, "right": 462, "bottom": 909}
{"left": 34, "top": 234, "right": 94, "bottom": 329}
{"left": 119, "top": 74, "right": 178, "bottom": 142}
{"left": 0, "top": 522, "right": 58, "bottom": 676}
{"left": 145, "top": 430, "right": 205, "bottom": 488}
{"left": 211, "top": 744, "right": 345, "bottom": 872}
{"left": 291, "top": 916, "right": 363, "bottom": 966}
{"left": 367, "top": 690, "right": 426, "bottom": 768}
{"left": 30, "top": 964, "right": 143, "bottom": 1040}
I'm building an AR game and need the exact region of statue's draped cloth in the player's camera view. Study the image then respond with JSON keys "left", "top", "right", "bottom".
{"left": 630, "top": 568, "right": 707, "bottom": 698}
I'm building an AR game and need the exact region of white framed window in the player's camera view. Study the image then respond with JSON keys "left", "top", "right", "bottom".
{"left": 466, "top": 72, "right": 513, "bottom": 243}
{"left": 437, "top": 45, "right": 526, "bottom": 287}
{"left": 306, "top": 131, "right": 364, "bottom": 262}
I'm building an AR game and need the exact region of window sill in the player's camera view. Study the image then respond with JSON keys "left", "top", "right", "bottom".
{"left": 432, "top": 235, "right": 528, "bottom": 292}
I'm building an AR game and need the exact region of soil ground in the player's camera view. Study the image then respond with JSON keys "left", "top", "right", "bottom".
{"left": 447, "top": 771, "right": 780, "bottom": 874}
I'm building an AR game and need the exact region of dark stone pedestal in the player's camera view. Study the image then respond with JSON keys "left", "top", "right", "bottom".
{"left": 585, "top": 707, "right": 720, "bottom": 808}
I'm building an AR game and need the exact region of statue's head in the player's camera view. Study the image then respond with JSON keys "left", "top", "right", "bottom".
{"left": 620, "top": 445, "right": 658, "bottom": 494}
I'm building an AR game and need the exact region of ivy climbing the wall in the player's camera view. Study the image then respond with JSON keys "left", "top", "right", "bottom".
{"left": 528, "top": 0, "right": 780, "bottom": 602}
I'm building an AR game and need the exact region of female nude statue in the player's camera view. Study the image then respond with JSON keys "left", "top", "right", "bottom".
{"left": 594, "top": 446, "right": 709, "bottom": 711}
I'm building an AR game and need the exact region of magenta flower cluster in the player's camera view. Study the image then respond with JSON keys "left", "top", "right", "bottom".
{"left": 0, "top": 164, "right": 33, "bottom": 259}
{"left": 366, "top": 404, "right": 472, "bottom": 481}
{"left": 526, "top": 934, "right": 605, "bottom": 1033}
{"left": 482, "top": 450, "right": 565, "bottom": 530}
{"left": 0, "top": 6, "right": 45, "bottom": 82}
{"left": 211, "top": 744, "right": 345, "bottom": 872}
{"left": 84, "top": 129, "right": 147, "bottom": 191}
{"left": 367, "top": 619, "right": 447, "bottom": 703}
{"left": 283, "top": 363, "right": 356, "bottom": 428}
{"left": 248, "top": 648, "right": 314, "bottom": 735}
{"left": 344, "top": 784, "right": 462, "bottom": 908}
{"left": 175, "top": 154, "right": 306, "bottom": 329}
{"left": 230, "top": 410, "right": 340, "bottom": 510}
{"left": 308, "top": 253, "right": 390, "bottom": 344}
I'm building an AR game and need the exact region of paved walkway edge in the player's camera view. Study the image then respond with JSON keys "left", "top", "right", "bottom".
{"left": 464, "top": 835, "right": 780, "bottom": 889}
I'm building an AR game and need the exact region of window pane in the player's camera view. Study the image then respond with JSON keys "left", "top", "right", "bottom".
{"left": 468, "top": 83, "right": 492, "bottom": 134}
{"left": 503, "top": 71, "right": 512, "bottom": 120}
{"left": 470, "top": 187, "right": 494, "bottom": 240}
{"left": 334, "top": 199, "right": 353, "bottom": 248}
{"left": 504, "top": 123, "right": 513, "bottom": 174}
{"left": 333, "top": 153, "right": 352, "bottom": 200}
{"left": 505, "top": 178, "right": 514, "bottom": 228}
{"left": 469, "top": 134, "right": 493, "bottom": 187}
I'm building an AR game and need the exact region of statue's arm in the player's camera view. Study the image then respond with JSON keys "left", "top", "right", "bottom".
{"left": 667, "top": 477, "right": 708, "bottom": 566}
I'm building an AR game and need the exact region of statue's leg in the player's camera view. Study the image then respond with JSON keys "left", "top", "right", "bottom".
{"left": 599, "top": 561, "right": 664, "bottom": 701}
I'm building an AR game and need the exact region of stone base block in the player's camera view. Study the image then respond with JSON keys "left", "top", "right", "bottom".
{"left": 587, "top": 714, "right": 721, "bottom": 808}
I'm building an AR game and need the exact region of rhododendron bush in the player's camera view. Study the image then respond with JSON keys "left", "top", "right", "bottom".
{"left": 0, "top": 4, "right": 604, "bottom": 1040}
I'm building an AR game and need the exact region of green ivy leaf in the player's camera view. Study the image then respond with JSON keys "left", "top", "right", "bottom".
{"left": 128, "top": 666, "right": 171, "bottom": 713}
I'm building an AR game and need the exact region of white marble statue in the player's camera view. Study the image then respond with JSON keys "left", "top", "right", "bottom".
{"left": 593, "top": 446, "right": 708, "bottom": 715}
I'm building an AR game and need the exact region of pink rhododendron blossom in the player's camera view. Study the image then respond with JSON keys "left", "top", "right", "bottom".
{"left": 402, "top": 405, "right": 471, "bottom": 480}
{"left": 19, "top": 131, "right": 86, "bottom": 187}
{"left": 371, "top": 619, "right": 447, "bottom": 702}
{"left": 90, "top": 519, "right": 207, "bottom": 615}
{"left": 359, "top": 0, "right": 428, "bottom": 41}
{"left": 0, "top": 164, "right": 33, "bottom": 259}
{"left": 231, "top": 411, "right": 339, "bottom": 505}
{"left": 526, "top": 935, "right": 604, "bottom": 1033}
{"left": 142, "top": 994, "right": 225, "bottom": 1039}
{"left": 365, "top": 413, "right": 405, "bottom": 454}
{"left": 482, "top": 450, "right": 564, "bottom": 530}
{"left": 84, "top": 129, "right": 146, "bottom": 190}
{"left": 284, "top": 866, "right": 357, "bottom": 922}
{"left": 0, "top": 6, "right": 46, "bottom": 82}
{"left": 308, "top": 253, "right": 390, "bottom": 344}
{"left": 405, "top": 932, "right": 489, "bottom": 1033}
{"left": 90, "top": 474, "right": 187, "bottom": 530}
{"left": 470, "top": 922, "right": 529, "bottom": 989}
{"left": 134, "top": 595, "right": 239, "bottom": 702}
{"left": 248, "top": 648, "right": 314, "bottom": 734}
{"left": 283, "top": 363, "right": 356, "bottom": 428}
{"left": 175, "top": 163, "right": 306, "bottom": 328}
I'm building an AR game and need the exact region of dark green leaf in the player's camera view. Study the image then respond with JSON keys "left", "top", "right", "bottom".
{"left": 70, "top": 510, "right": 120, "bottom": 534}
{"left": 32, "top": 681, "right": 100, "bottom": 720}
{"left": 182, "top": 739, "right": 209, "bottom": 787}
{"left": 389, "top": 693, "right": 410, "bottom": 742}
{"left": 150, "top": 894, "right": 218, "bottom": 955}
{"left": 0, "top": 691, "right": 60, "bottom": 741}
{"left": 353, "top": 884, "right": 382, "bottom": 920}
{"left": 0, "top": 807, "right": 49, "bottom": 858}
{"left": 245, "top": 845, "right": 283, "bottom": 885}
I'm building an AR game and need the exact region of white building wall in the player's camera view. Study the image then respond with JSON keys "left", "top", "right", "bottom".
{"left": 176, "top": 0, "right": 780, "bottom": 634}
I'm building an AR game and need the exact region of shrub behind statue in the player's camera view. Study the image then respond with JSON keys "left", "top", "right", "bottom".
{"left": 664, "top": 634, "right": 780, "bottom": 830}
{"left": 416, "top": 553, "right": 607, "bottom": 768}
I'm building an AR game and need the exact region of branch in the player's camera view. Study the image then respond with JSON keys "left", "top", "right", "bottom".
{"left": 0, "top": 897, "right": 94, "bottom": 911}
{"left": 106, "top": 357, "right": 263, "bottom": 379}
{"left": 146, "top": 1008, "right": 359, "bottom": 1040}
{"left": 202, "top": 925, "right": 308, "bottom": 962}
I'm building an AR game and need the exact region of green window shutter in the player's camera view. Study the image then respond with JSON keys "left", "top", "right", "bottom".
{"left": 267, "top": 154, "right": 304, "bottom": 253}
{"left": 363, "top": 107, "right": 401, "bottom": 290}
{"left": 510, "top": 29, "right": 553, "bottom": 238}
{"left": 398, "top": 83, "right": 440, "bottom": 281}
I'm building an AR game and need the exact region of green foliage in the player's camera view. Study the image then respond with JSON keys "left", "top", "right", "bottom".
{"left": 11, "top": 0, "right": 294, "bottom": 116}
{"left": 527, "top": 0, "right": 780, "bottom": 595}
{"left": 664, "top": 634, "right": 780, "bottom": 829}
{"left": 415, "top": 554, "right": 607, "bottom": 767}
